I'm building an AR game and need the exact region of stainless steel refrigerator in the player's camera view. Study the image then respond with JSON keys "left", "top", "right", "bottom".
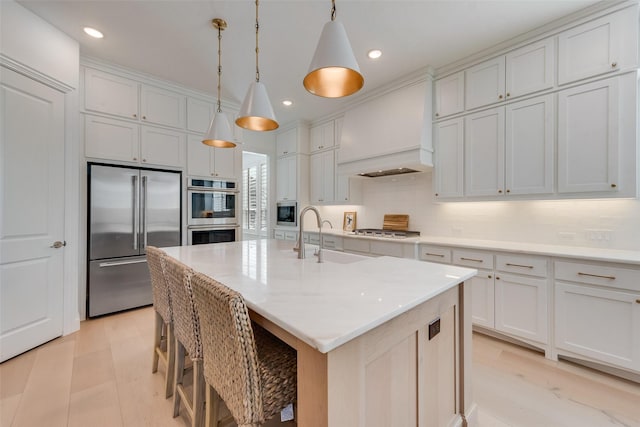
{"left": 88, "top": 163, "right": 181, "bottom": 317}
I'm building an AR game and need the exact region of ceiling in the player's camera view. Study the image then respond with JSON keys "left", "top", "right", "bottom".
{"left": 18, "top": 0, "right": 605, "bottom": 127}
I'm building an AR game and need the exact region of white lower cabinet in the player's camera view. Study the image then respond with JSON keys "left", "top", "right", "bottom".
{"left": 554, "top": 260, "right": 640, "bottom": 372}
{"left": 470, "top": 270, "right": 495, "bottom": 329}
{"left": 494, "top": 272, "right": 548, "bottom": 344}
{"left": 274, "top": 229, "right": 298, "bottom": 241}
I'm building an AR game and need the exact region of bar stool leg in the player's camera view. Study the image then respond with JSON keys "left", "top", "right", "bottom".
{"left": 173, "top": 338, "right": 186, "bottom": 417}
{"left": 152, "top": 311, "right": 163, "bottom": 373}
{"left": 164, "top": 323, "right": 175, "bottom": 398}
{"left": 193, "top": 359, "right": 205, "bottom": 427}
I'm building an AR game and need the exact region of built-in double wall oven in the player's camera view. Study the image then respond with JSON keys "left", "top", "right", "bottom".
{"left": 187, "top": 177, "right": 239, "bottom": 245}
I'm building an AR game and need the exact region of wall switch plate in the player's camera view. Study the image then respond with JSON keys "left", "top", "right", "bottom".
{"left": 428, "top": 317, "right": 441, "bottom": 340}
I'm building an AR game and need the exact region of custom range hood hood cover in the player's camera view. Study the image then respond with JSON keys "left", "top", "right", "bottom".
{"left": 337, "top": 77, "right": 433, "bottom": 177}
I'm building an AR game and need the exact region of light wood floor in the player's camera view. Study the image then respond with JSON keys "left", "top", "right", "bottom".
{"left": 1, "top": 306, "right": 639, "bottom": 427}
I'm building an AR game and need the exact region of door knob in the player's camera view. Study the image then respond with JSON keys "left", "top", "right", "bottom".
{"left": 50, "top": 241, "right": 66, "bottom": 249}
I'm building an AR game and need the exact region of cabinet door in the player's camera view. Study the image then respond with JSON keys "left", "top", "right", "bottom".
{"left": 506, "top": 38, "right": 554, "bottom": 98}
{"left": 310, "top": 151, "right": 334, "bottom": 203}
{"left": 464, "top": 108, "right": 505, "bottom": 196}
{"left": 140, "top": 126, "right": 185, "bottom": 168}
{"left": 334, "top": 117, "right": 344, "bottom": 146}
{"left": 434, "top": 71, "right": 464, "bottom": 119}
{"left": 277, "top": 156, "right": 297, "bottom": 201}
{"left": 186, "top": 97, "right": 214, "bottom": 133}
{"left": 212, "top": 146, "right": 236, "bottom": 179}
{"left": 505, "top": 95, "right": 554, "bottom": 195}
{"left": 558, "top": 78, "right": 619, "bottom": 193}
{"left": 85, "top": 115, "right": 140, "bottom": 162}
{"left": 555, "top": 282, "right": 639, "bottom": 371}
{"left": 140, "top": 85, "right": 186, "bottom": 129}
{"left": 187, "top": 134, "right": 213, "bottom": 177}
{"left": 470, "top": 271, "right": 495, "bottom": 329}
{"left": 434, "top": 118, "right": 464, "bottom": 198}
{"left": 310, "top": 121, "right": 335, "bottom": 152}
{"left": 465, "top": 57, "right": 505, "bottom": 110}
{"left": 495, "top": 273, "right": 548, "bottom": 344}
{"left": 276, "top": 128, "right": 297, "bottom": 156}
{"left": 558, "top": 13, "right": 621, "bottom": 85}
{"left": 84, "top": 68, "right": 139, "bottom": 119}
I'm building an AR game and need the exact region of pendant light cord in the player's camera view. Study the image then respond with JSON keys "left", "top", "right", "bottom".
{"left": 331, "top": 0, "right": 336, "bottom": 21}
{"left": 217, "top": 24, "right": 223, "bottom": 113}
{"left": 255, "top": 0, "right": 260, "bottom": 83}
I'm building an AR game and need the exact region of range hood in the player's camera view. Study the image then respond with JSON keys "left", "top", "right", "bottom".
{"left": 337, "top": 78, "right": 433, "bottom": 177}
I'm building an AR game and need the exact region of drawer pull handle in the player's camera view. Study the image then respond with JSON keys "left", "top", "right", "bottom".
{"left": 460, "top": 257, "right": 483, "bottom": 263}
{"left": 506, "top": 263, "right": 534, "bottom": 269}
{"left": 425, "top": 253, "right": 445, "bottom": 258}
{"left": 578, "top": 272, "right": 616, "bottom": 280}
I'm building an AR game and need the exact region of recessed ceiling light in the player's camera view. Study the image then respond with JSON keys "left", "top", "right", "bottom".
{"left": 367, "top": 49, "right": 382, "bottom": 59}
{"left": 282, "top": 100, "right": 293, "bottom": 106}
{"left": 83, "top": 27, "right": 104, "bottom": 39}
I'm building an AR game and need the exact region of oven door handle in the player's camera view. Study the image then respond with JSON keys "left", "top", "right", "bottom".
{"left": 187, "top": 187, "right": 239, "bottom": 194}
{"left": 188, "top": 225, "right": 239, "bottom": 230}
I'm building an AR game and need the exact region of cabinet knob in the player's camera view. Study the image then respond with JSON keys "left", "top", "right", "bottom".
{"left": 636, "top": 299, "right": 640, "bottom": 304}
{"left": 435, "top": 113, "right": 440, "bottom": 117}
{"left": 488, "top": 275, "right": 492, "bottom": 279}
{"left": 133, "top": 114, "right": 137, "bottom": 118}
{"left": 142, "top": 115, "right": 147, "bottom": 120}
{"left": 611, "top": 183, "right": 617, "bottom": 188}
{"left": 499, "top": 94, "right": 503, "bottom": 99}
{"left": 496, "top": 276, "right": 500, "bottom": 280}
{"left": 133, "top": 157, "right": 137, "bottom": 161}
{"left": 506, "top": 189, "right": 510, "bottom": 193}
{"left": 611, "top": 62, "right": 618, "bottom": 68}
{"left": 142, "top": 159, "right": 146, "bottom": 162}
{"left": 498, "top": 189, "right": 503, "bottom": 194}
{"left": 435, "top": 193, "right": 439, "bottom": 197}
{"left": 506, "top": 92, "right": 511, "bottom": 97}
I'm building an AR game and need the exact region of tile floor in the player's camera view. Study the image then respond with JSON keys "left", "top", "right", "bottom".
{"left": 1, "top": 306, "right": 639, "bottom": 427}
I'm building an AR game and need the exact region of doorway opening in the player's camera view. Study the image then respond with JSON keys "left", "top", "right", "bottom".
{"left": 241, "top": 152, "right": 269, "bottom": 240}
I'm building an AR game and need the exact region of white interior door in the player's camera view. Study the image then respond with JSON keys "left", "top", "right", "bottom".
{"left": 0, "top": 67, "right": 65, "bottom": 362}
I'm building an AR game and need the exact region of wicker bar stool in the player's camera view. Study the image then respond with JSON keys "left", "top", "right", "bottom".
{"left": 190, "top": 271, "right": 297, "bottom": 427}
{"left": 146, "top": 246, "right": 175, "bottom": 399}
{"left": 164, "top": 256, "right": 205, "bottom": 427}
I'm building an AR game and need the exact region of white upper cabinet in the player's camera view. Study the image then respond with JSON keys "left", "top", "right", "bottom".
{"left": 434, "top": 71, "right": 464, "bottom": 119}
{"left": 464, "top": 108, "right": 505, "bottom": 196}
{"left": 558, "top": 13, "right": 621, "bottom": 85}
{"left": 140, "top": 126, "right": 185, "bottom": 168}
{"left": 505, "top": 95, "right": 554, "bottom": 195}
{"left": 187, "top": 97, "right": 215, "bottom": 134}
{"left": 434, "top": 118, "right": 464, "bottom": 198}
{"left": 187, "top": 135, "right": 235, "bottom": 179}
{"left": 276, "top": 128, "right": 298, "bottom": 157}
{"left": 84, "top": 68, "right": 139, "bottom": 119}
{"left": 465, "top": 57, "right": 505, "bottom": 110}
{"left": 276, "top": 156, "right": 297, "bottom": 201}
{"left": 310, "top": 150, "right": 335, "bottom": 203}
{"left": 310, "top": 121, "right": 335, "bottom": 152}
{"left": 505, "top": 38, "right": 555, "bottom": 98}
{"left": 557, "top": 77, "right": 619, "bottom": 193}
{"left": 85, "top": 115, "right": 140, "bottom": 162}
{"left": 140, "top": 85, "right": 186, "bottom": 129}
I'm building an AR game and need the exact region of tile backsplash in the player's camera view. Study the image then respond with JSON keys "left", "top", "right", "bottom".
{"left": 318, "top": 172, "right": 640, "bottom": 251}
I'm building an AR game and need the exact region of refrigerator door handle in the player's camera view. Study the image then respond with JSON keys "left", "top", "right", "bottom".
{"left": 142, "top": 175, "right": 148, "bottom": 249}
{"left": 132, "top": 175, "right": 139, "bottom": 250}
{"left": 99, "top": 259, "right": 148, "bottom": 268}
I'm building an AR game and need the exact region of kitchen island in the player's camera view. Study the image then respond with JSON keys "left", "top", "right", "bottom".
{"left": 163, "top": 239, "right": 478, "bottom": 427}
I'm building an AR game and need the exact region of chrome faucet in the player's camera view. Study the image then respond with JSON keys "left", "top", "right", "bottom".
{"left": 297, "top": 205, "right": 323, "bottom": 261}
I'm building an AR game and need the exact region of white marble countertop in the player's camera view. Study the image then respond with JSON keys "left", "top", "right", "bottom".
{"left": 162, "top": 239, "right": 476, "bottom": 353}
{"left": 417, "top": 236, "right": 640, "bottom": 265}
{"left": 302, "top": 229, "right": 640, "bottom": 265}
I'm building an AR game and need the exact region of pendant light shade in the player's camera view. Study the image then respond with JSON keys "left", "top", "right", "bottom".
{"left": 203, "top": 18, "right": 236, "bottom": 148}
{"left": 303, "top": 1, "right": 363, "bottom": 98}
{"left": 236, "top": 82, "right": 278, "bottom": 131}
{"left": 236, "top": 0, "right": 278, "bottom": 131}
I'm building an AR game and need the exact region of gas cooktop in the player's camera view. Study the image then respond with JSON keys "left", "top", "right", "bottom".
{"left": 352, "top": 228, "right": 421, "bottom": 239}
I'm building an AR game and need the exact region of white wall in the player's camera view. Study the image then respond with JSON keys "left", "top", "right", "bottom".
{"left": 318, "top": 172, "right": 640, "bottom": 251}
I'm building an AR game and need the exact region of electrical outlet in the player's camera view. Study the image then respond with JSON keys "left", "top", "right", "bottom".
{"left": 586, "top": 229, "right": 612, "bottom": 242}
{"left": 558, "top": 232, "right": 576, "bottom": 241}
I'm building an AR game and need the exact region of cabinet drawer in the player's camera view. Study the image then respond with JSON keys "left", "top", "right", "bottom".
{"left": 274, "top": 230, "right": 285, "bottom": 240}
{"left": 308, "top": 233, "right": 320, "bottom": 245}
{"left": 370, "top": 241, "right": 403, "bottom": 258}
{"left": 322, "top": 235, "right": 342, "bottom": 250}
{"left": 453, "top": 249, "right": 494, "bottom": 269}
{"left": 496, "top": 254, "right": 548, "bottom": 277}
{"left": 420, "top": 246, "right": 452, "bottom": 264}
{"left": 344, "top": 238, "right": 370, "bottom": 254}
{"left": 284, "top": 231, "right": 298, "bottom": 241}
{"left": 554, "top": 261, "right": 640, "bottom": 292}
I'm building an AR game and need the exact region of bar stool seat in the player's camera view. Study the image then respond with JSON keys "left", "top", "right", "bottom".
{"left": 146, "top": 246, "right": 175, "bottom": 399}
{"left": 190, "top": 271, "right": 297, "bottom": 427}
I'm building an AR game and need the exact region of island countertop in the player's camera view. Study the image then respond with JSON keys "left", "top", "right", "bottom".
{"left": 162, "top": 239, "right": 477, "bottom": 353}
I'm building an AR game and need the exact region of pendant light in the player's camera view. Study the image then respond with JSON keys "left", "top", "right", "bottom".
{"left": 303, "top": 0, "right": 364, "bottom": 98}
{"left": 236, "top": 0, "right": 278, "bottom": 131}
{"left": 203, "top": 18, "right": 236, "bottom": 148}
